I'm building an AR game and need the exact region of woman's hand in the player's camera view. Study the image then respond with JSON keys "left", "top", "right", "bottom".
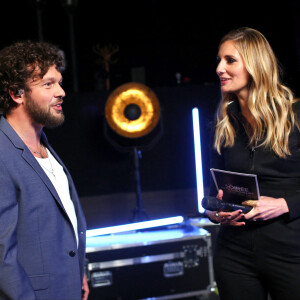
{"left": 206, "top": 209, "right": 245, "bottom": 226}
{"left": 242, "top": 196, "right": 289, "bottom": 221}
{"left": 206, "top": 189, "right": 246, "bottom": 226}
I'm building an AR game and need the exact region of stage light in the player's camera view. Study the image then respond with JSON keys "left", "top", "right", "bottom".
{"left": 86, "top": 216, "right": 184, "bottom": 237}
{"left": 105, "top": 82, "right": 161, "bottom": 139}
{"left": 192, "top": 107, "right": 205, "bottom": 213}
{"left": 104, "top": 82, "right": 163, "bottom": 223}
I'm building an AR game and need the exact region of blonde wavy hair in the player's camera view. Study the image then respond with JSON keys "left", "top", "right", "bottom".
{"left": 214, "top": 27, "right": 298, "bottom": 158}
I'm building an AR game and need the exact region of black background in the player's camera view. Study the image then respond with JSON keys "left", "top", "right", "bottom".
{"left": 2, "top": 0, "right": 300, "bottom": 228}
{"left": 2, "top": 0, "right": 300, "bottom": 94}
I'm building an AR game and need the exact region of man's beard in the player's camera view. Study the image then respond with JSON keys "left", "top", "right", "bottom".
{"left": 25, "top": 97, "right": 65, "bottom": 128}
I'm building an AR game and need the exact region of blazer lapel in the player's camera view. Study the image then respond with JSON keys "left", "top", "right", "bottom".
{"left": 21, "top": 149, "right": 65, "bottom": 207}
{"left": 45, "top": 140, "right": 86, "bottom": 223}
{"left": 42, "top": 133, "right": 86, "bottom": 230}
{"left": 0, "top": 116, "right": 66, "bottom": 212}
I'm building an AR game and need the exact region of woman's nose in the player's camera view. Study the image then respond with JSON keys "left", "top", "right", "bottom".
{"left": 216, "top": 61, "right": 225, "bottom": 75}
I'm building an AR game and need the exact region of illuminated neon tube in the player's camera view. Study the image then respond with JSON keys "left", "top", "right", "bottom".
{"left": 192, "top": 107, "right": 204, "bottom": 212}
{"left": 86, "top": 216, "right": 184, "bottom": 237}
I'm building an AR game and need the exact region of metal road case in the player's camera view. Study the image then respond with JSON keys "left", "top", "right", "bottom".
{"left": 189, "top": 218, "right": 220, "bottom": 253}
{"left": 86, "top": 225, "right": 218, "bottom": 299}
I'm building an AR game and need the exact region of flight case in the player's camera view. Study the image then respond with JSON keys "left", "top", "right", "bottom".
{"left": 86, "top": 225, "right": 217, "bottom": 299}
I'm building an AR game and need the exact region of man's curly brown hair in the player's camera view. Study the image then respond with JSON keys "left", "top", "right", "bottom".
{"left": 0, "top": 40, "right": 65, "bottom": 115}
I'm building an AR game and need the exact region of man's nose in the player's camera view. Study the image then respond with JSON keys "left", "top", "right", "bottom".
{"left": 55, "top": 84, "right": 66, "bottom": 98}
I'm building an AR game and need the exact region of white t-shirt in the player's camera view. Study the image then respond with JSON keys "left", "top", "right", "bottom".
{"left": 35, "top": 150, "right": 78, "bottom": 247}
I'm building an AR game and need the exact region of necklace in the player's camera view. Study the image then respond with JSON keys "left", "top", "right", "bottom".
{"left": 41, "top": 155, "right": 56, "bottom": 179}
{"left": 35, "top": 145, "right": 56, "bottom": 179}
{"left": 28, "top": 144, "right": 45, "bottom": 158}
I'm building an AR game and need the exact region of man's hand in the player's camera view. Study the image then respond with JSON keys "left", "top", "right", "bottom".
{"left": 82, "top": 274, "right": 89, "bottom": 300}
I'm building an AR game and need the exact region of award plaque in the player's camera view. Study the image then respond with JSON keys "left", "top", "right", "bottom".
{"left": 210, "top": 168, "right": 260, "bottom": 204}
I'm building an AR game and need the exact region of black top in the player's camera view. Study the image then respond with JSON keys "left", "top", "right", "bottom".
{"left": 209, "top": 100, "right": 300, "bottom": 254}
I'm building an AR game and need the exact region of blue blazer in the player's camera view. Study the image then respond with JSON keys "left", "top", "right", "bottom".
{"left": 0, "top": 116, "right": 87, "bottom": 300}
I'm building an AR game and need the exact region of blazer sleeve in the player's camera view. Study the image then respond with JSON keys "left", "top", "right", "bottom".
{"left": 0, "top": 158, "right": 36, "bottom": 300}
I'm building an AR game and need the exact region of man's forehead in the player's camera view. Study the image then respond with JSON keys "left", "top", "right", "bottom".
{"left": 28, "top": 65, "right": 62, "bottom": 83}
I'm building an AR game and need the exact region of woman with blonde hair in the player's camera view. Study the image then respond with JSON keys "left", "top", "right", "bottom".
{"left": 206, "top": 27, "right": 300, "bottom": 300}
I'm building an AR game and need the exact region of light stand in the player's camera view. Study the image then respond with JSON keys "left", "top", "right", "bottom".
{"left": 31, "top": 0, "right": 46, "bottom": 41}
{"left": 61, "top": 0, "right": 79, "bottom": 93}
{"left": 104, "top": 83, "right": 163, "bottom": 224}
{"left": 131, "top": 147, "right": 148, "bottom": 223}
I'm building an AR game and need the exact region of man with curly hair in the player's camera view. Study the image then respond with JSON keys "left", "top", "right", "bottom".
{"left": 0, "top": 40, "right": 89, "bottom": 299}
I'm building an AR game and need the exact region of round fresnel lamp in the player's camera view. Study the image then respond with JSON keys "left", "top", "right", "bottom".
{"left": 105, "top": 82, "right": 161, "bottom": 139}
{"left": 104, "top": 82, "right": 163, "bottom": 222}
{"left": 104, "top": 82, "right": 162, "bottom": 151}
